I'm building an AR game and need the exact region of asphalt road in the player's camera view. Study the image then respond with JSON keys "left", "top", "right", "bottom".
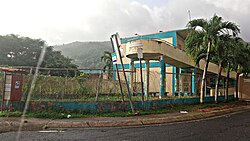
{"left": 0, "top": 110, "right": 250, "bottom": 141}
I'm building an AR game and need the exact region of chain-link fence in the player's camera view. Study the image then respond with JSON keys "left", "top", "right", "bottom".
{"left": 0, "top": 67, "right": 236, "bottom": 102}
{"left": 0, "top": 67, "right": 141, "bottom": 102}
{"left": 167, "top": 72, "right": 235, "bottom": 97}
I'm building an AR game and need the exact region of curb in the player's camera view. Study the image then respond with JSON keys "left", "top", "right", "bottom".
{"left": 1, "top": 104, "right": 250, "bottom": 133}
{"left": 45, "top": 105, "right": 250, "bottom": 129}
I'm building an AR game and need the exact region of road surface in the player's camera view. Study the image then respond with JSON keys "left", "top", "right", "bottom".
{"left": 0, "top": 110, "right": 249, "bottom": 141}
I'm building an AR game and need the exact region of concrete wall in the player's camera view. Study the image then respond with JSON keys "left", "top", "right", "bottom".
{"left": 166, "top": 66, "right": 173, "bottom": 94}
{"left": 210, "top": 87, "right": 235, "bottom": 96}
{"left": 148, "top": 67, "right": 160, "bottom": 92}
{"left": 2, "top": 95, "right": 235, "bottom": 114}
{"left": 115, "top": 65, "right": 173, "bottom": 94}
{"left": 177, "top": 34, "right": 185, "bottom": 50}
{"left": 239, "top": 76, "right": 250, "bottom": 100}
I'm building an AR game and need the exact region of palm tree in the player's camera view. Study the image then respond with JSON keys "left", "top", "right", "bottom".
{"left": 185, "top": 14, "right": 240, "bottom": 103}
{"left": 225, "top": 39, "right": 250, "bottom": 101}
{"left": 101, "top": 51, "right": 113, "bottom": 79}
{"left": 214, "top": 35, "right": 232, "bottom": 103}
{"left": 214, "top": 36, "right": 250, "bottom": 102}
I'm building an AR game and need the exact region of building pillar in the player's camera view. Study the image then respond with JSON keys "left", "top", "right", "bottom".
{"left": 144, "top": 60, "right": 150, "bottom": 98}
{"left": 175, "top": 67, "right": 180, "bottom": 95}
{"left": 129, "top": 60, "right": 134, "bottom": 94}
{"left": 172, "top": 66, "right": 177, "bottom": 96}
{"left": 159, "top": 55, "right": 166, "bottom": 98}
{"left": 192, "top": 68, "right": 196, "bottom": 95}
{"left": 178, "top": 68, "right": 183, "bottom": 96}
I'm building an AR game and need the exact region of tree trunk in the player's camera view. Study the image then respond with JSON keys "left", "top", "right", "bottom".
{"left": 235, "top": 72, "right": 239, "bottom": 100}
{"left": 235, "top": 65, "right": 240, "bottom": 100}
{"left": 215, "top": 63, "right": 222, "bottom": 103}
{"left": 225, "top": 63, "right": 230, "bottom": 102}
{"left": 200, "top": 42, "right": 211, "bottom": 104}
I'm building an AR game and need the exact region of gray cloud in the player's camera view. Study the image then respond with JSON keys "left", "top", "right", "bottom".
{"left": 0, "top": 0, "right": 249, "bottom": 45}
{"left": 72, "top": 0, "right": 250, "bottom": 44}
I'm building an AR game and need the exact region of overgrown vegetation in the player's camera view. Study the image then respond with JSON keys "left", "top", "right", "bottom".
{"left": 0, "top": 73, "right": 129, "bottom": 101}
{"left": 0, "top": 102, "right": 226, "bottom": 119}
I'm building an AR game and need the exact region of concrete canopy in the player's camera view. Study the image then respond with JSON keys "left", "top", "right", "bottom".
{"left": 125, "top": 39, "right": 236, "bottom": 79}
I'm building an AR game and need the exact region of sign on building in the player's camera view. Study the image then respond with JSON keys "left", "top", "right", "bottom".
{"left": 112, "top": 52, "right": 117, "bottom": 64}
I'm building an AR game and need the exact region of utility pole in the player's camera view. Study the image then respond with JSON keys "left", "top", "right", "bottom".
{"left": 111, "top": 33, "right": 135, "bottom": 113}
{"left": 110, "top": 38, "right": 125, "bottom": 103}
{"left": 138, "top": 48, "right": 144, "bottom": 110}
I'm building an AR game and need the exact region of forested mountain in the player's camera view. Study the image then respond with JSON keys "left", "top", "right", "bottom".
{"left": 0, "top": 34, "right": 77, "bottom": 69}
{"left": 54, "top": 41, "right": 112, "bottom": 69}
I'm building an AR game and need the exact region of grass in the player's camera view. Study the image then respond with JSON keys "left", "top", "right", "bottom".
{"left": 0, "top": 102, "right": 226, "bottom": 119}
{"left": 30, "top": 96, "right": 156, "bottom": 102}
{"left": 30, "top": 95, "right": 199, "bottom": 102}
{"left": 0, "top": 111, "right": 23, "bottom": 117}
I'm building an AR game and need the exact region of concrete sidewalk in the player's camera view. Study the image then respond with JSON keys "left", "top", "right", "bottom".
{"left": 0, "top": 101, "right": 250, "bottom": 133}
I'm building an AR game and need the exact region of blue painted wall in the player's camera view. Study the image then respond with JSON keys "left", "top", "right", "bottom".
{"left": 121, "top": 30, "right": 177, "bottom": 45}
{"left": 3, "top": 95, "right": 235, "bottom": 114}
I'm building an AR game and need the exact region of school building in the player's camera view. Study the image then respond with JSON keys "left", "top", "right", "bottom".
{"left": 113, "top": 28, "right": 243, "bottom": 98}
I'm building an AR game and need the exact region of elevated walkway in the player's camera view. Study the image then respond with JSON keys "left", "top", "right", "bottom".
{"left": 126, "top": 40, "right": 236, "bottom": 79}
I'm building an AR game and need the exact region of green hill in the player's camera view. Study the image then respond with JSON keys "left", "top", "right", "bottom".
{"left": 54, "top": 41, "right": 112, "bottom": 69}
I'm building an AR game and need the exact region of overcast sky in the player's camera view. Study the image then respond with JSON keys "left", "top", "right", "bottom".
{"left": 0, "top": 0, "right": 249, "bottom": 45}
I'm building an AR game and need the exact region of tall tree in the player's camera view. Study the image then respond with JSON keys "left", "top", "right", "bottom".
{"left": 42, "top": 46, "right": 78, "bottom": 76}
{"left": 214, "top": 35, "right": 233, "bottom": 103}
{"left": 0, "top": 34, "right": 43, "bottom": 66}
{"left": 225, "top": 39, "right": 250, "bottom": 101}
{"left": 0, "top": 34, "right": 78, "bottom": 75}
{"left": 185, "top": 14, "right": 240, "bottom": 103}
